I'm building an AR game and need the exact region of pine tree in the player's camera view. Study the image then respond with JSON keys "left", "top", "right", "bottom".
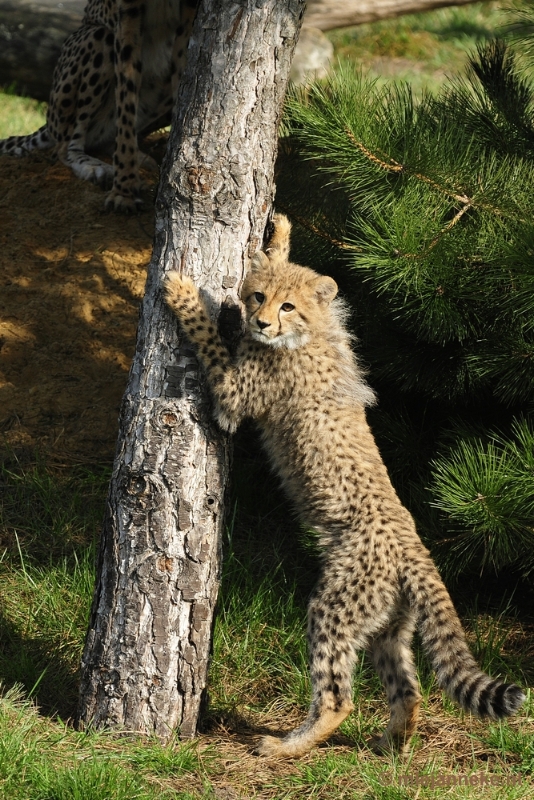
{"left": 277, "top": 32, "right": 534, "bottom": 579}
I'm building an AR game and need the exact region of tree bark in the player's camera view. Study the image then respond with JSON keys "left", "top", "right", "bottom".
{"left": 76, "top": 0, "right": 305, "bottom": 741}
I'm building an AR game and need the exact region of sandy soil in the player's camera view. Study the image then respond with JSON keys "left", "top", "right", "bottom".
{"left": 0, "top": 147, "right": 164, "bottom": 463}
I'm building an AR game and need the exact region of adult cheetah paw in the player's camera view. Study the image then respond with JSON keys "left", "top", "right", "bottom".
{"left": 104, "top": 189, "right": 144, "bottom": 213}
{"left": 69, "top": 158, "right": 113, "bottom": 188}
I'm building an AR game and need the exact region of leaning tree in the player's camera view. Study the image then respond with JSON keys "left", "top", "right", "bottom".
{"left": 77, "top": 0, "right": 306, "bottom": 740}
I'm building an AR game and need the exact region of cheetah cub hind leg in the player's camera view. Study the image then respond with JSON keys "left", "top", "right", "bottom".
{"left": 365, "top": 602, "right": 422, "bottom": 755}
{"left": 255, "top": 704, "right": 354, "bottom": 760}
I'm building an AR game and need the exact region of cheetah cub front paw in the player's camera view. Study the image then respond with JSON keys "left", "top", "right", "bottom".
{"left": 164, "top": 272, "right": 200, "bottom": 318}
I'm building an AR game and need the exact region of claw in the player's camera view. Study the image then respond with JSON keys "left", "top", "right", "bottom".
{"left": 104, "top": 189, "right": 144, "bottom": 213}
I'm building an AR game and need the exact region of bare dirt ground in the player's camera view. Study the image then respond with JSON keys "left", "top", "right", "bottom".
{"left": 0, "top": 147, "right": 164, "bottom": 464}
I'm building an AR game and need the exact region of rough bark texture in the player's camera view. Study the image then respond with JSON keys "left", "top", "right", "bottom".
{"left": 0, "top": 0, "right": 480, "bottom": 101}
{"left": 76, "top": 0, "right": 305, "bottom": 741}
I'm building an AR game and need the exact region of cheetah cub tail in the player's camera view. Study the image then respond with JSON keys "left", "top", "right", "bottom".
{"left": 402, "top": 563, "right": 526, "bottom": 720}
{"left": 263, "top": 213, "right": 292, "bottom": 266}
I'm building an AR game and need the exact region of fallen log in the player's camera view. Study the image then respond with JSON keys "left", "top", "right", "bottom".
{"left": 0, "top": 0, "right": 83, "bottom": 100}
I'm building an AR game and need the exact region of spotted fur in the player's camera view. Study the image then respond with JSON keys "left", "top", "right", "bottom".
{"left": 164, "top": 214, "right": 525, "bottom": 758}
{"left": 0, "top": 0, "right": 198, "bottom": 211}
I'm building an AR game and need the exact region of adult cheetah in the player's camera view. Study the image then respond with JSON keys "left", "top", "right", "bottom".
{"left": 0, "top": 0, "right": 198, "bottom": 210}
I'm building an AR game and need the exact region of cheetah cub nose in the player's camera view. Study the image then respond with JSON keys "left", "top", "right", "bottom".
{"left": 257, "top": 320, "right": 270, "bottom": 329}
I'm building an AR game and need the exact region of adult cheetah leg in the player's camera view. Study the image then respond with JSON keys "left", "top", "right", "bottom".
{"left": 171, "top": 1, "right": 199, "bottom": 100}
{"left": 105, "top": 6, "right": 144, "bottom": 211}
{"left": 367, "top": 600, "right": 422, "bottom": 754}
{"left": 257, "top": 565, "right": 397, "bottom": 758}
{"left": 50, "top": 24, "right": 115, "bottom": 187}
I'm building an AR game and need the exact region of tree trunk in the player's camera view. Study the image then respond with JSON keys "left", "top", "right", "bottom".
{"left": 76, "top": 0, "right": 305, "bottom": 741}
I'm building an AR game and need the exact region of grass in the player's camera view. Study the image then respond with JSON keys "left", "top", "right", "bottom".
{"left": 482, "top": 709, "right": 534, "bottom": 776}
{"left": 0, "top": 85, "right": 46, "bottom": 139}
{"left": 0, "top": 455, "right": 109, "bottom": 717}
{"left": 327, "top": 1, "right": 521, "bottom": 94}
{"left": 0, "top": 442, "right": 532, "bottom": 799}
{"left": 0, "top": 685, "right": 208, "bottom": 800}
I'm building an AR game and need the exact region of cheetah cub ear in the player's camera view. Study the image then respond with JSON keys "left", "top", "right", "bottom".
{"left": 314, "top": 275, "right": 338, "bottom": 306}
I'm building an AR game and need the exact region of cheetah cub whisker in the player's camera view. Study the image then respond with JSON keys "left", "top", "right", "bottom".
{"left": 164, "top": 214, "right": 525, "bottom": 759}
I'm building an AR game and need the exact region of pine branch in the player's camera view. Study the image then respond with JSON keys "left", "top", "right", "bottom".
{"left": 430, "top": 420, "right": 534, "bottom": 575}
{"left": 342, "top": 126, "right": 524, "bottom": 224}
{"left": 392, "top": 201, "right": 473, "bottom": 261}
{"left": 343, "top": 126, "right": 469, "bottom": 203}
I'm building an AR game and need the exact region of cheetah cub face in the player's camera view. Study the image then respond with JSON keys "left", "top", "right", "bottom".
{"left": 241, "top": 251, "right": 338, "bottom": 350}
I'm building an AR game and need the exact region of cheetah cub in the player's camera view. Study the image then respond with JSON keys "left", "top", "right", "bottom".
{"left": 164, "top": 214, "right": 524, "bottom": 759}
